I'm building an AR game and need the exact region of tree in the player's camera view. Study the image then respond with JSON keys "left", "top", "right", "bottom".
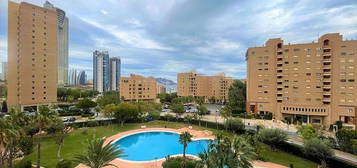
{"left": 336, "top": 129, "right": 357, "bottom": 154}
{"left": 196, "top": 105, "right": 208, "bottom": 126}
{"left": 101, "top": 104, "right": 118, "bottom": 119}
{"left": 197, "top": 134, "right": 256, "bottom": 168}
{"left": 298, "top": 124, "right": 317, "bottom": 140}
{"left": 303, "top": 137, "right": 334, "bottom": 168}
{"left": 114, "top": 103, "right": 139, "bottom": 126}
{"left": 227, "top": 80, "right": 246, "bottom": 114}
{"left": 179, "top": 131, "right": 192, "bottom": 167}
{"left": 258, "top": 128, "right": 287, "bottom": 151}
{"left": 33, "top": 106, "right": 58, "bottom": 168}
{"left": 171, "top": 103, "right": 185, "bottom": 118}
{"left": 225, "top": 118, "right": 245, "bottom": 133}
{"left": 76, "top": 98, "right": 97, "bottom": 113}
{"left": 96, "top": 91, "right": 120, "bottom": 108}
{"left": 48, "top": 119, "right": 71, "bottom": 159}
{"left": 220, "top": 106, "right": 232, "bottom": 131}
{"left": 74, "top": 138, "right": 126, "bottom": 168}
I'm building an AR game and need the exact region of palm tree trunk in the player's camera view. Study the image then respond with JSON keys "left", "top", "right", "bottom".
{"left": 37, "top": 128, "right": 42, "bottom": 168}
{"left": 57, "top": 142, "right": 63, "bottom": 158}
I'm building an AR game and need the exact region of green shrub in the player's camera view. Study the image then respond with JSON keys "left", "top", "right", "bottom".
{"left": 56, "top": 159, "right": 73, "bottom": 168}
{"left": 225, "top": 118, "right": 245, "bottom": 133}
{"left": 336, "top": 129, "right": 357, "bottom": 154}
{"left": 162, "top": 157, "right": 197, "bottom": 168}
{"left": 14, "top": 160, "right": 32, "bottom": 168}
{"left": 19, "top": 136, "right": 34, "bottom": 155}
{"left": 258, "top": 128, "right": 287, "bottom": 150}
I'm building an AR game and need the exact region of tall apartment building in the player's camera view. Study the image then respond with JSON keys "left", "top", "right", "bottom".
{"left": 8, "top": 1, "right": 58, "bottom": 109}
{"left": 43, "top": 1, "right": 68, "bottom": 86}
{"left": 109, "top": 57, "right": 121, "bottom": 91}
{"left": 68, "top": 69, "right": 77, "bottom": 85}
{"left": 177, "top": 70, "right": 233, "bottom": 102}
{"left": 246, "top": 33, "right": 357, "bottom": 129}
{"left": 1, "top": 62, "right": 7, "bottom": 81}
{"left": 120, "top": 74, "right": 158, "bottom": 101}
{"left": 93, "top": 50, "right": 110, "bottom": 92}
{"left": 77, "top": 70, "right": 87, "bottom": 85}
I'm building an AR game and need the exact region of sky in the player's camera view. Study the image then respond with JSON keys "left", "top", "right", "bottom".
{"left": 0, "top": 0, "right": 357, "bottom": 82}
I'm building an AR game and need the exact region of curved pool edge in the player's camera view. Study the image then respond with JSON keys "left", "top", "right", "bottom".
{"left": 105, "top": 128, "right": 215, "bottom": 163}
{"left": 110, "top": 129, "right": 214, "bottom": 145}
{"left": 115, "top": 154, "right": 200, "bottom": 163}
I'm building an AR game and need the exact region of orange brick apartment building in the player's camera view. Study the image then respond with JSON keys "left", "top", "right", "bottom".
{"left": 177, "top": 70, "right": 234, "bottom": 102}
{"left": 120, "top": 74, "right": 158, "bottom": 101}
{"left": 7, "top": 1, "right": 58, "bottom": 109}
{"left": 246, "top": 33, "right": 357, "bottom": 129}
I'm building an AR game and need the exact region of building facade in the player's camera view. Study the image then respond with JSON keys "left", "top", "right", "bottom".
{"left": 93, "top": 50, "right": 110, "bottom": 92}
{"left": 120, "top": 74, "right": 158, "bottom": 101}
{"left": 1, "top": 62, "right": 7, "bottom": 81}
{"left": 77, "top": 70, "right": 87, "bottom": 85}
{"left": 177, "top": 70, "right": 234, "bottom": 102}
{"left": 246, "top": 33, "right": 357, "bottom": 129}
{"left": 43, "top": 1, "right": 68, "bottom": 86}
{"left": 68, "top": 69, "right": 77, "bottom": 85}
{"left": 157, "top": 84, "right": 166, "bottom": 94}
{"left": 109, "top": 57, "right": 121, "bottom": 91}
{"left": 8, "top": 1, "right": 58, "bottom": 108}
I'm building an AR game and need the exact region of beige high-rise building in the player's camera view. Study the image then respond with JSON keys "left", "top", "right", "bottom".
{"left": 246, "top": 33, "right": 357, "bottom": 129}
{"left": 120, "top": 74, "right": 158, "bottom": 101}
{"left": 8, "top": 1, "right": 58, "bottom": 109}
{"left": 177, "top": 70, "right": 233, "bottom": 102}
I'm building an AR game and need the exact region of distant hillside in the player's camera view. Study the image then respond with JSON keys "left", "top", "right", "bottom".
{"left": 155, "top": 78, "right": 176, "bottom": 86}
{"left": 156, "top": 78, "right": 177, "bottom": 93}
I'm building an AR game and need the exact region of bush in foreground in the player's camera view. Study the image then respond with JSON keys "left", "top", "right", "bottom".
{"left": 225, "top": 118, "right": 245, "bottom": 133}
{"left": 162, "top": 157, "right": 197, "bottom": 168}
{"left": 303, "top": 137, "right": 334, "bottom": 168}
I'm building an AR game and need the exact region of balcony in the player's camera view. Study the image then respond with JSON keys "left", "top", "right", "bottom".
{"left": 277, "top": 85, "right": 283, "bottom": 88}
{"left": 322, "top": 52, "right": 332, "bottom": 56}
{"left": 277, "top": 67, "right": 283, "bottom": 71}
{"left": 277, "top": 97, "right": 283, "bottom": 100}
{"left": 323, "top": 86, "right": 331, "bottom": 89}
{"left": 323, "top": 65, "right": 331, "bottom": 70}
{"left": 323, "top": 59, "right": 332, "bottom": 63}
{"left": 277, "top": 61, "right": 283, "bottom": 64}
{"left": 323, "top": 78, "right": 332, "bottom": 82}
{"left": 277, "top": 91, "right": 283, "bottom": 95}
{"left": 323, "top": 98, "right": 331, "bottom": 102}
{"left": 277, "top": 73, "right": 283, "bottom": 77}
{"left": 323, "top": 92, "right": 332, "bottom": 96}
{"left": 277, "top": 79, "right": 283, "bottom": 82}
{"left": 322, "top": 46, "right": 332, "bottom": 50}
{"left": 323, "top": 73, "right": 332, "bottom": 77}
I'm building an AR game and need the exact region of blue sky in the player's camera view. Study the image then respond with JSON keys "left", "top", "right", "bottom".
{"left": 0, "top": 0, "right": 357, "bottom": 81}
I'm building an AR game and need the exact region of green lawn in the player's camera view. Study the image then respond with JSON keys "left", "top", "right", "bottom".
{"left": 23, "top": 120, "right": 317, "bottom": 168}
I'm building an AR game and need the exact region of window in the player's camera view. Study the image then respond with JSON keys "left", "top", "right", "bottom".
{"left": 312, "top": 119, "right": 321, "bottom": 124}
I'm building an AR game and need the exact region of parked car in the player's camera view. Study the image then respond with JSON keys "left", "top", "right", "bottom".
{"left": 68, "top": 117, "right": 76, "bottom": 122}
{"left": 62, "top": 117, "right": 69, "bottom": 122}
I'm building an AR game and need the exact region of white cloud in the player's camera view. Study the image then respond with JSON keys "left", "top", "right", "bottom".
{"left": 100, "top": 10, "right": 108, "bottom": 15}
{"left": 79, "top": 17, "right": 175, "bottom": 51}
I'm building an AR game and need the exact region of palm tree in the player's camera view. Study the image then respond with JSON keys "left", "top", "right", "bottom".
{"left": 179, "top": 131, "right": 192, "bottom": 168}
{"left": 221, "top": 106, "right": 232, "bottom": 131}
{"left": 74, "top": 138, "right": 126, "bottom": 168}
{"left": 34, "top": 106, "right": 57, "bottom": 168}
{"left": 197, "top": 134, "right": 256, "bottom": 168}
{"left": 0, "top": 117, "right": 20, "bottom": 168}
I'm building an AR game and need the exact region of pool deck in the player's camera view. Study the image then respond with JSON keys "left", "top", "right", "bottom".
{"left": 76, "top": 127, "right": 287, "bottom": 168}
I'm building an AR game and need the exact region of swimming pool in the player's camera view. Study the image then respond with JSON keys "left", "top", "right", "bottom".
{"left": 113, "top": 131, "right": 209, "bottom": 161}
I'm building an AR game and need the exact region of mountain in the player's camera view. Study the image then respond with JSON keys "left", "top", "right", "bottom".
{"left": 155, "top": 78, "right": 177, "bottom": 93}
{"left": 155, "top": 78, "right": 176, "bottom": 86}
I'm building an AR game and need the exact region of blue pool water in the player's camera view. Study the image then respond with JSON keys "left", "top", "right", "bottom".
{"left": 113, "top": 131, "right": 209, "bottom": 161}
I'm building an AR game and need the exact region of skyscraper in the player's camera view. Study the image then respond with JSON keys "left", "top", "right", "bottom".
{"left": 246, "top": 33, "right": 357, "bottom": 129}
{"left": 8, "top": 1, "right": 58, "bottom": 109}
{"left": 43, "top": 1, "right": 69, "bottom": 86}
{"left": 68, "top": 69, "right": 77, "bottom": 85}
{"left": 93, "top": 50, "right": 110, "bottom": 92}
{"left": 1, "top": 62, "right": 7, "bottom": 81}
{"left": 77, "top": 70, "right": 87, "bottom": 85}
{"left": 110, "top": 57, "right": 121, "bottom": 91}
